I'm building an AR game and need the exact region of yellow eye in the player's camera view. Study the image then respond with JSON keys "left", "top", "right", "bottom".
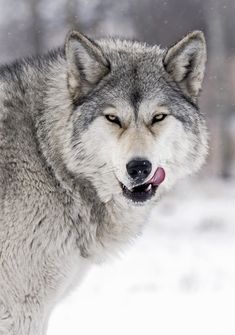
{"left": 105, "top": 114, "right": 122, "bottom": 127}
{"left": 151, "top": 114, "right": 167, "bottom": 125}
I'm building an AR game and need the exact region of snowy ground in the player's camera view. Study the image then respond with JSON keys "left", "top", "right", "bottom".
{"left": 48, "top": 177, "right": 235, "bottom": 335}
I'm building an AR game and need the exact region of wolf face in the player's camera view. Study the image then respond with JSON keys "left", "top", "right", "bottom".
{"left": 63, "top": 31, "right": 208, "bottom": 205}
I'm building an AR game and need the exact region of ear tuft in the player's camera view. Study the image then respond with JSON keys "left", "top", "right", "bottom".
{"left": 163, "top": 31, "right": 207, "bottom": 101}
{"left": 65, "top": 31, "right": 110, "bottom": 99}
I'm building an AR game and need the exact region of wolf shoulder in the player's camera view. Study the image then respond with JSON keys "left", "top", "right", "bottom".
{"left": 0, "top": 64, "right": 53, "bottom": 206}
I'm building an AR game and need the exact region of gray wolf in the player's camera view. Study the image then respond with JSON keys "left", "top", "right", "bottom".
{"left": 0, "top": 29, "right": 208, "bottom": 334}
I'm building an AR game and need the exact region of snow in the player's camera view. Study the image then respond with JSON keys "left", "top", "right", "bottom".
{"left": 48, "top": 177, "right": 235, "bottom": 335}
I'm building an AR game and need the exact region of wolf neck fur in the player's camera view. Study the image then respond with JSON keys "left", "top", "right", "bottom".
{"left": 26, "top": 55, "right": 150, "bottom": 258}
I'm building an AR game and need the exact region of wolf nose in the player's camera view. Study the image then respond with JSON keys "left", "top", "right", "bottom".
{"left": 126, "top": 159, "right": 152, "bottom": 183}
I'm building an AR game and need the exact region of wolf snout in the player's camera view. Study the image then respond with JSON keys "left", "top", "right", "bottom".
{"left": 126, "top": 158, "right": 152, "bottom": 183}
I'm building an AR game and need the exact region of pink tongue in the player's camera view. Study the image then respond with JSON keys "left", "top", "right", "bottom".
{"left": 148, "top": 167, "right": 165, "bottom": 186}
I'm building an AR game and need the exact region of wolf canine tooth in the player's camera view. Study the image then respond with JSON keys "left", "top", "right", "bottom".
{"left": 146, "top": 184, "right": 152, "bottom": 191}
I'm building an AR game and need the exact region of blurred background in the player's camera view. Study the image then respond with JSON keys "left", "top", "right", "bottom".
{"left": 0, "top": 0, "right": 234, "bottom": 334}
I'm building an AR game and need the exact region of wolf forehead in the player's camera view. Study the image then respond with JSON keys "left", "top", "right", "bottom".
{"left": 87, "top": 39, "right": 174, "bottom": 98}
{"left": 98, "top": 38, "right": 165, "bottom": 77}
{"left": 98, "top": 40, "right": 166, "bottom": 102}
{"left": 72, "top": 38, "right": 199, "bottom": 126}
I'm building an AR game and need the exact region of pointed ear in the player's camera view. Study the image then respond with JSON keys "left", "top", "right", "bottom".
{"left": 65, "top": 31, "right": 110, "bottom": 99}
{"left": 163, "top": 31, "right": 207, "bottom": 102}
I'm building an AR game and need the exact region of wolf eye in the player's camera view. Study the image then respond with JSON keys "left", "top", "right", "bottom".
{"left": 151, "top": 114, "right": 167, "bottom": 125}
{"left": 105, "top": 115, "right": 122, "bottom": 127}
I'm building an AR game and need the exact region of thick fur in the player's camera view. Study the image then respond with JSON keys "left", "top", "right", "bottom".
{"left": 0, "top": 30, "right": 208, "bottom": 334}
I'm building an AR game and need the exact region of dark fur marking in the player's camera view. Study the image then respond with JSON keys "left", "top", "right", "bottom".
{"left": 3, "top": 100, "right": 14, "bottom": 109}
{"left": 33, "top": 217, "right": 46, "bottom": 234}
{"left": 130, "top": 90, "right": 141, "bottom": 121}
{"left": 29, "top": 239, "right": 35, "bottom": 249}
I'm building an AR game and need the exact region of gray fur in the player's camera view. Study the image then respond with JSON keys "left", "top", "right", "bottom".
{"left": 0, "top": 30, "right": 208, "bottom": 334}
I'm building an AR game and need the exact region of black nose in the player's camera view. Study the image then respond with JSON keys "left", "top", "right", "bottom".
{"left": 126, "top": 159, "right": 152, "bottom": 183}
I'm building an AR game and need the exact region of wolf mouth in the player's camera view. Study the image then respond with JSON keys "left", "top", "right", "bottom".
{"left": 120, "top": 167, "right": 165, "bottom": 203}
{"left": 121, "top": 182, "right": 158, "bottom": 203}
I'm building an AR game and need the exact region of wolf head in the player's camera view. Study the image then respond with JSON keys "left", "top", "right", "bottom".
{"left": 61, "top": 30, "right": 208, "bottom": 205}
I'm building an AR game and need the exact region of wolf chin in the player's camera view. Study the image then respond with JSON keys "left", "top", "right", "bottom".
{"left": 0, "top": 29, "right": 208, "bottom": 334}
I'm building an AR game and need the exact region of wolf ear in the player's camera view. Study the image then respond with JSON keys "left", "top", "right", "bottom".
{"left": 65, "top": 31, "right": 110, "bottom": 99}
{"left": 163, "top": 31, "right": 207, "bottom": 102}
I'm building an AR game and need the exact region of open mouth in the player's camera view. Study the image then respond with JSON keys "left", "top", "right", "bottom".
{"left": 121, "top": 182, "right": 158, "bottom": 203}
{"left": 120, "top": 167, "right": 166, "bottom": 204}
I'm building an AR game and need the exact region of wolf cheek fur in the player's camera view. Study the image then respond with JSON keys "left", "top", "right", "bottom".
{"left": 0, "top": 30, "right": 208, "bottom": 334}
